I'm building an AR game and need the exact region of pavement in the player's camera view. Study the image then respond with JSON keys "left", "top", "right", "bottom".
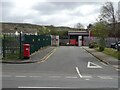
{"left": 82, "top": 46, "right": 120, "bottom": 71}
{"left": 1, "top": 46, "right": 56, "bottom": 64}
{"left": 2, "top": 46, "right": 118, "bottom": 89}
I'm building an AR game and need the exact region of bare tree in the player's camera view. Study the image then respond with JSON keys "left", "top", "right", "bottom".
{"left": 100, "top": 2, "right": 116, "bottom": 23}
{"left": 100, "top": 2, "right": 119, "bottom": 38}
{"left": 118, "top": 1, "right": 120, "bottom": 22}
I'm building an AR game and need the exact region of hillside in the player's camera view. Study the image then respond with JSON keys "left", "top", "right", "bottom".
{"left": 1, "top": 22, "right": 80, "bottom": 34}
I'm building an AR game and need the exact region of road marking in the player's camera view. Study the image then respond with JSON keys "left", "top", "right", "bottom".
{"left": 75, "top": 67, "right": 93, "bottom": 79}
{"left": 87, "top": 62, "right": 102, "bottom": 68}
{"left": 48, "top": 76, "right": 61, "bottom": 78}
{"left": 44, "top": 48, "right": 56, "bottom": 61}
{"left": 75, "top": 67, "right": 83, "bottom": 78}
{"left": 2, "top": 75, "right": 11, "bottom": 77}
{"left": 38, "top": 48, "right": 57, "bottom": 63}
{"left": 18, "top": 86, "right": 70, "bottom": 88}
{"left": 116, "top": 69, "right": 120, "bottom": 71}
{"left": 98, "top": 76, "right": 113, "bottom": 79}
{"left": 29, "top": 76, "right": 41, "bottom": 78}
{"left": 85, "top": 79, "right": 90, "bottom": 80}
{"left": 82, "top": 76, "right": 92, "bottom": 78}
{"left": 15, "top": 76, "right": 27, "bottom": 77}
{"left": 65, "top": 76, "right": 77, "bottom": 78}
{"left": 112, "top": 65, "right": 119, "bottom": 68}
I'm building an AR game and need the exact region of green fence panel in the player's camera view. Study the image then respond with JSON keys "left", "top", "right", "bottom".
{"left": 23, "top": 34, "right": 51, "bottom": 55}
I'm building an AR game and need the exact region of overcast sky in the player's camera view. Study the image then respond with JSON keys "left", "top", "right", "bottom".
{"left": 1, "top": 0, "right": 119, "bottom": 28}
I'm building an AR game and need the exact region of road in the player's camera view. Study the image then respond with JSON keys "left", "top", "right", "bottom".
{"left": 2, "top": 46, "right": 118, "bottom": 89}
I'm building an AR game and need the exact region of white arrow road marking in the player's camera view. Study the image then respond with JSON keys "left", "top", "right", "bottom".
{"left": 75, "top": 67, "right": 83, "bottom": 78}
{"left": 75, "top": 67, "right": 92, "bottom": 79}
{"left": 87, "top": 62, "right": 102, "bottom": 68}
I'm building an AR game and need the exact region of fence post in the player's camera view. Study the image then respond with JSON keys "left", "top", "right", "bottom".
{"left": 19, "top": 32, "right": 22, "bottom": 59}
{"left": 2, "top": 35, "right": 5, "bottom": 58}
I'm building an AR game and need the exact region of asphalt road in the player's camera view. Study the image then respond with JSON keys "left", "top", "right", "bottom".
{"left": 2, "top": 46, "right": 119, "bottom": 89}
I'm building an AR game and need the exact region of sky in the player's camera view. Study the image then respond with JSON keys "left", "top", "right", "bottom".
{"left": 1, "top": 0, "right": 120, "bottom": 28}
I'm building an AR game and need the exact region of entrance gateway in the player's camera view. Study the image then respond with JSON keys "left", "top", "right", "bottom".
{"left": 68, "top": 31, "right": 89, "bottom": 46}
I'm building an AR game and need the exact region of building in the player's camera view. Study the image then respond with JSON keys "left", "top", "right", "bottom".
{"left": 68, "top": 31, "right": 89, "bottom": 46}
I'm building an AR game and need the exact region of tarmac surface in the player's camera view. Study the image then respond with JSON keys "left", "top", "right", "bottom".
{"left": 2, "top": 46, "right": 119, "bottom": 89}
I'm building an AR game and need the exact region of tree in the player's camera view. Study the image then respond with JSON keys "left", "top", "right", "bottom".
{"left": 99, "top": 2, "right": 118, "bottom": 38}
{"left": 91, "top": 22, "right": 108, "bottom": 51}
{"left": 87, "top": 24, "right": 93, "bottom": 31}
{"left": 38, "top": 26, "right": 49, "bottom": 35}
{"left": 57, "top": 30, "right": 68, "bottom": 36}
{"left": 74, "top": 23, "right": 84, "bottom": 30}
{"left": 116, "top": 1, "right": 120, "bottom": 22}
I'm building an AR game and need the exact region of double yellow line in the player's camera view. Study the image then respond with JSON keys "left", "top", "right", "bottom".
{"left": 37, "top": 48, "right": 57, "bottom": 63}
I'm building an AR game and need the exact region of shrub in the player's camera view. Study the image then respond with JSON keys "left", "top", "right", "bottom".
{"left": 99, "top": 46, "right": 105, "bottom": 51}
{"left": 89, "top": 42, "right": 98, "bottom": 48}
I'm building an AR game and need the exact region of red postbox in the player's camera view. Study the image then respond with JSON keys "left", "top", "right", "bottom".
{"left": 23, "top": 44, "right": 30, "bottom": 59}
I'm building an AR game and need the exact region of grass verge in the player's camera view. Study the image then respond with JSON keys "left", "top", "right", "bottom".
{"left": 95, "top": 47, "right": 119, "bottom": 60}
{"left": 103, "top": 48, "right": 118, "bottom": 59}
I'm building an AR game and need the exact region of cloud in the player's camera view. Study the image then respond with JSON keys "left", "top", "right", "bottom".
{"left": 2, "top": 0, "right": 116, "bottom": 28}
{"left": 33, "top": 2, "right": 80, "bottom": 15}
{"left": 31, "top": 2, "right": 101, "bottom": 27}
{"left": 33, "top": 2, "right": 101, "bottom": 15}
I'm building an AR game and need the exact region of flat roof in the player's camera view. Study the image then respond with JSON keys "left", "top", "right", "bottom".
{"left": 68, "top": 31, "right": 87, "bottom": 33}
{"left": 68, "top": 31, "right": 89, "bottom": 36}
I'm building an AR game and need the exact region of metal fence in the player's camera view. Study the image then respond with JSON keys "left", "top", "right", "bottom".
{"left": 0, "top": 38, "right": 2, "bottom": 54}
{"left": 84, "top": 36, "right": 120, "bottom": 47}
{"left": 2, "top": 33, "right": 51, "bottom": 59}
{"left": 23, "top": 34, "right": 51, "bottom": 54}
{"left": 2, "top": 34, "right": 20, "bottom": 59}
{"left": 0, "top": 34, "right": 3, "bottom": 60}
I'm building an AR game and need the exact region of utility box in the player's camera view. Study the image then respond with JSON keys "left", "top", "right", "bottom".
{"left": 23, "top": 44, "right": 30, "bottom": 59}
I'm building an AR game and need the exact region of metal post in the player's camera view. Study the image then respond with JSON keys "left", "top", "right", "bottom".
{"left": 2, "top": 35, "right": 5, "bottom": 58}
{"left": 19, "top": 32, "right": 22, "bottom": 59}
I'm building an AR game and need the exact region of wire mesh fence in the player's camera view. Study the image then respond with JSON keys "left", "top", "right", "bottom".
{"left": 2, "top": 33, "right": 20, "bottom": 59}
{"left": 2, "top": 33, "right": 51, "bottom": 59}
